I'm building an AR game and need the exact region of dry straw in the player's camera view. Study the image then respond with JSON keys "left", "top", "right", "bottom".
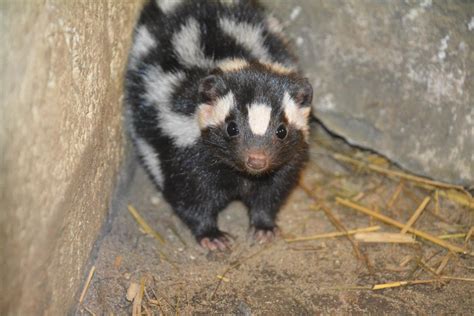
{"left": 332, "top": 153, "right": 473, "bottom": 208}
{"left": 79, "top": 265, "right": 96, "bottom": 304}
{"left": 127, "top": 205, "right": 166, "bottom": 244}
{"left": 285, "top": 226, "right": 380, "bottom": 243}
{"left": 336, "top": 198, "right": 470, "bottom": 255}
{"left": 354, "top": 232, "right": 416, "bottom": 243}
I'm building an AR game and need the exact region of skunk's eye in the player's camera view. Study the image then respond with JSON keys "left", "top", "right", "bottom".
{"left": 276, "top": 124, "right": 287, "bottom": 139}
{"left": 226, "top": 121, "right": 239, "bottom": 137}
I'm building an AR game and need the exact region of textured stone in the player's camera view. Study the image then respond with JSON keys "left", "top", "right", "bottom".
{"left": 0, "top": 1, "right": 142, "bottom": 314}
{"left": 263, "top": 0, "right": 473, "bottom": 186}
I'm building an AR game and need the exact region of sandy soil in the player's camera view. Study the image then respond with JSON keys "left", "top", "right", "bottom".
{"left": 78, "top": 123, "right": 473, "bottom": 315}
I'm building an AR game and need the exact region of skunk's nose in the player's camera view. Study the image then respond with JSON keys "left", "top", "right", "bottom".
{"left": 246, "top": 152, "right": 268, "bottom": 171}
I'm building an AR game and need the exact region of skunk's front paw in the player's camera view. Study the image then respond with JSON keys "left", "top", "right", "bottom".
{"left": 198, "top": 231, "right": 232, "bottom": 251}
{"left": 253, "top": 226, "right": 280, "bottom": 244}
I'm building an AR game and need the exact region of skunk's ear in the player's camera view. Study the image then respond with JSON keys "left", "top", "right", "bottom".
{"left": 198, "top": 75, "right": 227, "bottom": 103}
{"left": 294, "top": 78, "right": 313, "bottom": 106}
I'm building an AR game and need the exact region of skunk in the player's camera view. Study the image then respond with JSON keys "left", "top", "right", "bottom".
{"left": 125, "top": 0, "right": 312, "bottom": 250}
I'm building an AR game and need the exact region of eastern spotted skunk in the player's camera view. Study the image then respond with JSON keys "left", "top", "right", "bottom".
{"left": 125, "top": 0, "right": 312, "bottom": 250}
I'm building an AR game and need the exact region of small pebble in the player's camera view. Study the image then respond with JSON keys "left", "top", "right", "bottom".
{"left": 150, "top": 196, "right": 160, "bottom": 205}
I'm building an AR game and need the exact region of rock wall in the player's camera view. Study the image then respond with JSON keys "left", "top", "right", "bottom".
{"left": 264, "top": 0, "right": 473, "bottom": 186}
{"left": 0, "top": 1, "right": 142, "bottom": 314}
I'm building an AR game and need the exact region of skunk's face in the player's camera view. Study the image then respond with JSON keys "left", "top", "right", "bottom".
{"left": 197, "top": 61, "right": 312, "bottom": 175}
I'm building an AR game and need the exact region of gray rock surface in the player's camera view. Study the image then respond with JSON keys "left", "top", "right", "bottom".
{"left": 264, "top": 0, "right": 473, "bottom": 186}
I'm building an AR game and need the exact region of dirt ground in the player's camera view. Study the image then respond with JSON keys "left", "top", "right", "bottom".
{"left": 78, "top": 123, "right": 473, "bottom": 315}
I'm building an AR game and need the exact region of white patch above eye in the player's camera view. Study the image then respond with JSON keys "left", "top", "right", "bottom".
{"left": 248, "top": 103, "right": 272, "bottom": 135}
{"left": 283, "top": 92, "right": 311, "bottom": 140}
{"left": 198, "top": 92, "right": 236, "bottom": 129}
{"left": 156, "top": 0, "right": 183, "bottom": 14}
{"left": 172, "top": 18, "right": 214, "bottom": 69}
{"left": 219, "top": 18, "right": 272, "bottom": 64}
{"left": 144, "top": 65, "right": 200, "bottom": 147}
{"left": 129, "top": 25, "right": 157, "bottom": 69}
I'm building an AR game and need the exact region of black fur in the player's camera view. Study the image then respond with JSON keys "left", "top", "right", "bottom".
{"left": 125, "top": 0, "right": 312, "bottom": 246}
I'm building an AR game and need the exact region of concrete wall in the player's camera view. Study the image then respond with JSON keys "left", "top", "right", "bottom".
{"left": 0, "top": 1, "right": 142, "bottom": 314}
{"left": 263, "top": 0, "right": 474, "bottom": 186}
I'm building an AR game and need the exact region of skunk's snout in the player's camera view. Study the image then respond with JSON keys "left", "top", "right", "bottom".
{"left": 245, "top": 151, "right": 268, "bottom": 171}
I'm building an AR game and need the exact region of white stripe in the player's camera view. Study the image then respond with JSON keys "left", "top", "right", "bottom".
{"left": 144, "top": 65, "right": 201, "bottom": 147}
{"left": 156, "top": 0, "right": 183, "bottom": 14}
{"left": 128, "top": 124, "right": 165, "bottom": 188}
{"left": 129, "top": 25, "right": 157, "bottom": 69}
{"left": 172, "top": 18, "right": 214, "bottom": 69}
{"left": 248, "top": 103, "right": 272, "bottom": 135}
{"left": 217, "top": 58, "right": 249, "bottom": 72}
{"left": 282, "top": 92, "right": 311, "bottom": 139}
{"left": 261, "top": 61, "right": 294, "bottom": 74}
{"left": 135, "top": 137, "right": 165, "bottom": 188}
{"left": 198, "top": 92, "right": 235, "bottom": 128}
{"left": 219, "top": 18, "right": 272, "bottom": 63}
{"left": 144, "top": 65, "right": 185, "bottom": 106}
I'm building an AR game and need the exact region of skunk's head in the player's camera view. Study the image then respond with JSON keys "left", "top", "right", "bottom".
{"left": 197, "top": 59, "right": 312, "bottom": 175}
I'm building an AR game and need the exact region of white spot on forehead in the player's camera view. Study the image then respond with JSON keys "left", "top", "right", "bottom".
{"left": 248, "top": 103, "right": 272, "bottom": 136}
{"left": 156, "top": 0, "right": 183, "bottom": 13}
{"left": 219, "top": 18, "right": 272, "bottom": 64}
{"left": 172, "top": 18, "right": 214, "bottom": 69}
{"left": 198, "top": 92, "right": 236, "bottom": 129}
{"left": 129, "top": 25, "right": 156, "bottom": 69}
{"left": 144, "top": 65, "right": 200, "bottom": 147}
{"left": 283, "top": 92, "right": 311, "bottom": 140}
{"left": 134, "top": 136, "right": 164, "bottom": 188}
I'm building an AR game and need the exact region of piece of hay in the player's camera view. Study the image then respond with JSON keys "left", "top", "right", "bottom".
{"left": 285, "top": 226, "right": 380, "bottom": 243}
{"left": 465, "top": 227, "right": 474, "bottom": 243}
{"left": 126, "top": 282, "right": 140, "bottom": 302}
{"left": 128, "top": 205, "right": 166, "bottom": 244}
{"left": 329, "top": 276, "right": 474, "bottom": 291}
{"left": 336, "top": 198, "right": 469, "bottom": 255}
{"left": 437, "top": 233, "right": 467, "bottom": 240}
{"left": 300, "top": 182, "right": 372, "bottom": 272}
{"left": 79, "top": 265, "right": 96, "bottom": 304}
{"left": 399, "top": 256, "right": 412, "bottom": 267}
{"left": 216, "top": 275, "right": 230, "bottom": 282}
{"left": 132, "top": 277, "right": 146, "bottom": 316}
{"left": 387, "top": 182, "right": 403, "bottom": 209}
{"left": 332, "top": 153, "right": 473, "bottom": 208}
{"left": 434, "top": 190, "right": 440, "bottom": 214}
{"left": 83, "top": 306, "right": 97, "bottom": 316}
{"left": 354, "top": 232, "right": 416, "bottom": 243}
{"left": 400, "top": 196, "right": 430, "bottom": 233}
{"left": 435, "top": 252, "right": 451, "bottom": 275}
